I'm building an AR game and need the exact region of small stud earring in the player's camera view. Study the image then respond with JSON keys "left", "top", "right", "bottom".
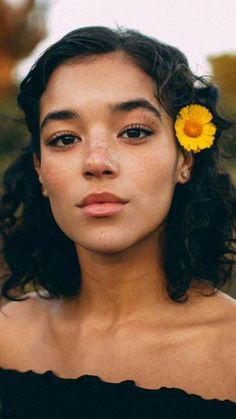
{"left": 41, "top": 184, "right": 48, "bottom": 197}
{"left": 182, "top": 172, "right": 188, "bottom": 179}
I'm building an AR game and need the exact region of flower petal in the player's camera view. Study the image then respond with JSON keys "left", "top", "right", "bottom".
{"left": 175, "top": 104, "right": 216, "bottom": 153}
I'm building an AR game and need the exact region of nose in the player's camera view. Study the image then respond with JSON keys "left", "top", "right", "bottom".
{"left": 82, "top": 143, "right": 119, "bottom": 180}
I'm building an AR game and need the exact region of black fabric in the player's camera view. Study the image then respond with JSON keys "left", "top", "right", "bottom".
{"left": 0, "top": 368, "right": 236, "bottom": 419}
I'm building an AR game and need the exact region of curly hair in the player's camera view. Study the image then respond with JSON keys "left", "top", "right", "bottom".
{"left": 0, "top": 26, "right": 235, "bottom": 302}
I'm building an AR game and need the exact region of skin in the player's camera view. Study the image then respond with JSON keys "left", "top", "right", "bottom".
{"left": 0, "top": 53, "right": 236, "bottom": 402}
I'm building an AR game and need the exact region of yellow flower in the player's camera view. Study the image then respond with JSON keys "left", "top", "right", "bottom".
{"left": 175, "top": 104, "right": 216, "bottom": 153}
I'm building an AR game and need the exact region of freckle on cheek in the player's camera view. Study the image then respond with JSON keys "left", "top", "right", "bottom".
{"left": 42, "top": 167, "right": 64, "bottom": 190}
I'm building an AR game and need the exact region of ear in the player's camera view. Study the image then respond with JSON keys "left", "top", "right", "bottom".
{"left": 177, "top": 149, "right": 194, "bottom": 184}
{"left": 33, "top": 154, "right": 48, "bottom": 197}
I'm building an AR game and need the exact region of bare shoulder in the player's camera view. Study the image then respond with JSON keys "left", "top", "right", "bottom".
{"left": 0, "top": 292, "right": 51, "bottom": 368}
{"left": 0, "top": 291, "right": 50, "bottom": 323}
{"left": 165, "top": 290, "right": 236, "bottom": 401}
{"left": 200, "top": 291, "right": 236, "bottom": 398}
{"left": 194, "top": 290, "right": 236, "bottom": 342}
{"left": 189, "top": 289, "right": 236, "bottom": 322}
{"left": 210, "top": 291, "right": 236, "bottom": 349}
{"left": 207, "top": 290, "right": 236, "bottom": 324}
{"left": 216, "top": 293, "right": 236, "bottom": 399}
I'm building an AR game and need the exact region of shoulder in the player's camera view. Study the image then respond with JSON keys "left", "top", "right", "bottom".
{"left": 197, "top": 291, "right": 236, "bottom": 400}
{"left": 189, "top": 288, "right": 236, "bottom": 322}
{"left": 0, "top": 292, "right": 52, "bottom": 368}
{"left": 0, "top": 291, "right": 51, "bottom": 323}
{"left": 211, "top": 292, "right": 236, "bottom": 356}
{"left": 167, "top": 290, "right": 236, "bottom": 401}
{"left": 209, "top": 291, "right": 236, "bottom": 352}
{"left": 192, "top": 290, "right": 236, "bottom": 347}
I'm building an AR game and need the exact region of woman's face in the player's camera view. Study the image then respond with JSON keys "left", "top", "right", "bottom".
{"left": 36, "top": 53, "right": 191, "bottom": 254}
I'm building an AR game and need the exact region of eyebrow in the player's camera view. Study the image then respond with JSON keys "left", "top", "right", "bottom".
{"left": 40, "top": 98, "right": 161, "bottom": 131}
{"left": 40, "top": 109, "right": 79, "bottom": 131}
{"left": 110, "top": 99, "right": 161, "bottom": 120}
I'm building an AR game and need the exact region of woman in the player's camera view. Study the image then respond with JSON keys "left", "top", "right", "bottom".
{"left": 0, "top": 26, "right": 235, "bottom": 418}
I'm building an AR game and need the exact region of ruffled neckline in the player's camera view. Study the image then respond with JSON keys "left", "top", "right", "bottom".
{"left": 0, "top": 367, "right": 235, "bottom": 405}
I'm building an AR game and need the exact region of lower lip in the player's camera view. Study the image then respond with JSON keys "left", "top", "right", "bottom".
{"left": 81, "top": 202, "right": 126, "bottom": 217}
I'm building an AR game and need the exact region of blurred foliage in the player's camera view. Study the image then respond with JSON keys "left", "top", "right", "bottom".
{"left": 208, "top": 54, "right": 236, "bottom": 298}
{"left": 0, "top": 0, "right": 48, "bottom": 176}
{"left": 208, "top": 54, "right": 236, "bottom": 157}
{"left": 0, "top": 93, "right": 27, "bottom": 176}
{"left": 0, "top": 0, "right": 47, "bottom": 93}
{"left": 0, "top": 0, "right": 48, "bottom": 292}
{"left": 208, "top": 54, "right": 236, "bottom": 113}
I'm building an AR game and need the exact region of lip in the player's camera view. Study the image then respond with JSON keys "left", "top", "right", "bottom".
{"left": 79, "top": 192, "right": 128, "bottom": 207}
{"left": 78, "top": 192, "right": 128, "bottom": 217}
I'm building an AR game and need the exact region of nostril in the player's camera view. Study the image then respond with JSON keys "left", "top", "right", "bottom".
{"left": 85, "top": 170, "right": 113, "bottom": 176}
{"left": 84, "top": 169, "right": 113, "bottom": 178}
{"left": 85, "top": 171, "right": 93, "bottom": 178}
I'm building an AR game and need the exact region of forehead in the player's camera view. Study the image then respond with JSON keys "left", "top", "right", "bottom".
{"left": 40, "top": 53, "right": 160, "bottom": 116}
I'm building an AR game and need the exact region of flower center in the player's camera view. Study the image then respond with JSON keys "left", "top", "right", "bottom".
{"left": 184, "top": 120, "right": 202, "bottom": 137}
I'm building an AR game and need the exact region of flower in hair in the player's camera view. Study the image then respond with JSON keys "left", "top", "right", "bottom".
{"left": 175, "top": 104, "right": 216, "bottom": 153}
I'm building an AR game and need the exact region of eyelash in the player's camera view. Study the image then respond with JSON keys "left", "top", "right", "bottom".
{"left": 45, "top": 124, "right": 154, "bottom": 148}
{"left": 119, "top": 124, "right": 154, "bottom": 140}
{"left": 45, "top": 132, "right": 79, "bottom": 148}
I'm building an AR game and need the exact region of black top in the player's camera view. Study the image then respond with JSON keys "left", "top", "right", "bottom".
{"left": 0, "top": 368, "right": 236, "bottom": 419}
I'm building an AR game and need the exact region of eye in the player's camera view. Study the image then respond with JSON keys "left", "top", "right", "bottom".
{"left": 45, "top": 133, "right": 80, "bottom": 148}
{"left": 120, "top": 125, "right": 153, "bottom": 140}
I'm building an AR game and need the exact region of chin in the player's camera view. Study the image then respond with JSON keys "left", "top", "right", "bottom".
{"left": 73, "top": 230, "right": 142, "bottom": 255}
{"left": 77, "top": 239, "right": 134, "bottom": 255}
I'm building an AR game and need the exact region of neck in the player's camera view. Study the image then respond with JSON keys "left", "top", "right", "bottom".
{"left": 67, "top": 233, "right": 174, "bottom": 325}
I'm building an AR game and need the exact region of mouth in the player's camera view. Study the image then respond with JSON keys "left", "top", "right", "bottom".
{"left": 78, "top": 192, "right": 128, "bottom": 217}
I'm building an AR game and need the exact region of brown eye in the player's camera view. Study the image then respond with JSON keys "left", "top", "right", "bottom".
{"left": 46, "top": 134, "right": 80, "bottom": 148}
{"left": 120, "top": 125, "right": 153, "bottom": 140}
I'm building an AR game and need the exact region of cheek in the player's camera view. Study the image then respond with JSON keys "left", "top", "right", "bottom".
{"left": 40, "top": 163, "right": 75, "bottom": 231}
{"left": 40, "top": 158, "right": 73, "bottom": 195}
{"left": 135, "top": 151, "right": 178, "bottom": 193}
{"left": 134, "top": 151, "right": 179, "bottom": 216}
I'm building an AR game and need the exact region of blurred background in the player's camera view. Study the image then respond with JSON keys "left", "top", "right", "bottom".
{"left": 0, "top": 0, "right": 235, "bottom": 295}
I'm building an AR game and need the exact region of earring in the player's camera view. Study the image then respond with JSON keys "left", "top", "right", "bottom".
{"left": 41, "top": 184, "right": 48, "bottom": 197}
{"left": 182, "top": 171, "right": 188, "bottom": 180}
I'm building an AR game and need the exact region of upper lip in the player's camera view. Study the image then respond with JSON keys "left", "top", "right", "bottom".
{"left": 79, "top": 192, "right": 128, "bottom": 207}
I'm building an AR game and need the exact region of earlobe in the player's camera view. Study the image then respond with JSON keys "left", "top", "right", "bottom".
{"left": 177, "top": 150, "right": 194, "bottom": 184}
{"left": 41, "top": 184, "right": 48, "bottom": 197}
{"left": 33, "top": 153, "right": 41, "bottom": 175}
{"left": 178, "top": 170, "right": 190, "bottom": 183}
{"left": 33, "top": 154, "right": 48, "bottom": 197}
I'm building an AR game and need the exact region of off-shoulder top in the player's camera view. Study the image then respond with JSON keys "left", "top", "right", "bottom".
{"left": 0, "top": 368, "right": 236, "bottom": 418}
